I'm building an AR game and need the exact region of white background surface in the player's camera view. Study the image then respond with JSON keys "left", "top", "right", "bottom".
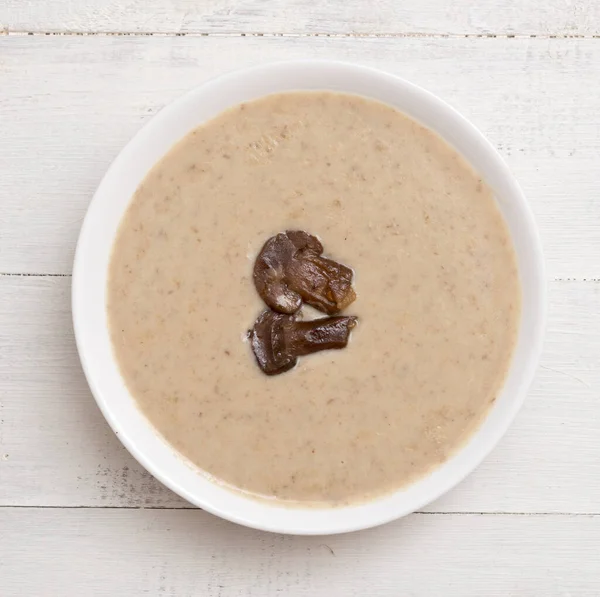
{"left": 1, "top": 3, "right": 599, "bottom": 596}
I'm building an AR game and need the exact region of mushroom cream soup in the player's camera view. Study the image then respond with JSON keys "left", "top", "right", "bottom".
{"left": 108, "top": 92, "right": 521, "bottom": 505}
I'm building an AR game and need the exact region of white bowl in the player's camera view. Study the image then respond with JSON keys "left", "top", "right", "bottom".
{"left": 72, "top": 60, "right": 545, "bottom": 535}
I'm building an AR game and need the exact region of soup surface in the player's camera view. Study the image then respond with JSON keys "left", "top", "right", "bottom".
{"left": 108, "top": 92, "right": 520, "bottom": 505}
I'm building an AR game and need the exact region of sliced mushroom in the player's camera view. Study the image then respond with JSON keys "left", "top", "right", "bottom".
{"left": 253, "top": 230, "right": 356, "bottom": 315}
{"left": 249, "top": 310, "right": 358, "bottom": 376}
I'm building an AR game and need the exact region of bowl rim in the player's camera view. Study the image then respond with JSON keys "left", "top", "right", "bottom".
{"left": 72, "top": 59, "right": 546, "bottom": 535}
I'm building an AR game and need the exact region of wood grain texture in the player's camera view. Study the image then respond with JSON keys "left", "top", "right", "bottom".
{"left": 1, "top": 276, "right": 598, "bottom": 512}
{"left": 1, "top": 35, "right": 599, "bottom": 278}
{"left": 2, "top": 509, "right": 600, "bottom": 596}
{"left": 1, "top": 0, "right": 599, "bottom": 35}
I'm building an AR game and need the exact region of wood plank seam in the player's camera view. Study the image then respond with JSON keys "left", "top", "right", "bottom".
{"left": 3, "top": 30, "right": 600, "bottom": 39}
{"left": 0, "top": 506, "right": 599, "bottom": 516}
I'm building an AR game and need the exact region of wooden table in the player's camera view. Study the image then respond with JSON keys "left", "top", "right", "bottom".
{"left": 1, "top": 2, "right": 599, "bottom": 595}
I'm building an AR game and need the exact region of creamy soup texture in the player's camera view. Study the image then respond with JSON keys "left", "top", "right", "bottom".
{"left": 108, "top": 92, "right": 520, "bottom": 505}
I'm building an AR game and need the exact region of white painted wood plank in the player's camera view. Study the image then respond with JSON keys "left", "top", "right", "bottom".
{"left": 1, "top": 509, "right": 599, "bottom": 596}
{"left": 1, "top": 0, "right": 599, "bottom": 35}
{"left": 1, "top": 276, "right": 598, "bottom": 513}
{"left": 1, "top": 36, "right": 599, "bottom": 278}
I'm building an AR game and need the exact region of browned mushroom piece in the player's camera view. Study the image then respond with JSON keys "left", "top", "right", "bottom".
{"left": 253, "top": 230, "right": 357, "bottom": 315}
{"left": 249, "top": 310, "right": 358, "bottom": 376}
